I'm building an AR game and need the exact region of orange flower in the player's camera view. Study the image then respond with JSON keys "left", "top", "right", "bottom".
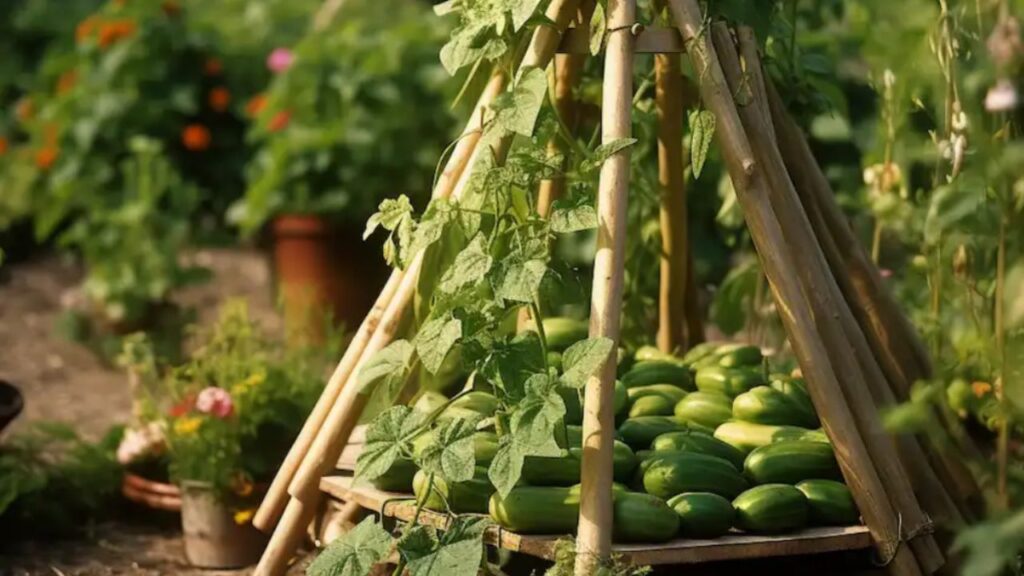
{"left": 15, "top": 98, "right": 33, "bottom": 123}
{"left": 35, "top": 147, "right": 59, "bottom": 170}
{"left": 161, "top": 0, "right": 181, "bottom": 17}
{"left": 181, "top": 124, "right": 211, "bottom": 151}
{"left": 204, "top": 57, "right": 223, "bottom": 76}
{"left": 245, "top": 94, "right": 267, "bottom": 117}
{"left": 98, "top": 19, "right": 136, "bottom": 48}
{"left": 57, "top": 70, "right": 78, "bottom": 95}
{"left": 208, "top": 87, "right": 231, "bottom": 112}
{"left": 268, "top": 110, "right": 291, "bottom": 132}
{"left": 231, "top": 474, "right": 255, "bottom": 498}
{"left": 972, "top": 381, "right": 993, "bottom": 398}
{"left": 76, "top": 16, "right": 98, "bottom": 43}
{"left": 0, "top": 137, "right": 8, "bottom": 156}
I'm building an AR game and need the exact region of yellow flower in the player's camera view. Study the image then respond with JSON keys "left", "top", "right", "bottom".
{"left": 231, "top": 370, "right": 266, "bottom": 397}
{"left": 233, "top": 508, "right": 256, "bottom": 525}
{"left": 173, "top": 416, "right": 202, "bottom": 436}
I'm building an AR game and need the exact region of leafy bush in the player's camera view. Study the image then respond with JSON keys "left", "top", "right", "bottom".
{"left": 0, "top": 422, "right": 123, "bottom": 539}
{"left": 232, "top": 0, "right": 455, "bottom": 234}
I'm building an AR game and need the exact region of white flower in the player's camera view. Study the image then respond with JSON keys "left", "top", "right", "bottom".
{"left": 986, "top": 78, "right": 1019, "bottom": 112}
{"left": 117, "top": 421, "right": 167, "bottom": 465}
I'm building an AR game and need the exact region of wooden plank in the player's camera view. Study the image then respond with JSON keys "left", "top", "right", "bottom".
{"left": 318, "top": 476, "right": 872, "bottom": 565}
{"left": 559, "top": 27, "right": 685, "bottom": 54}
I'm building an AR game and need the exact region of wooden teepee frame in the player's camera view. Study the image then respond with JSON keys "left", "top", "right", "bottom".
{"left": 251, "top": 0, "right": 981, "bottom": 574}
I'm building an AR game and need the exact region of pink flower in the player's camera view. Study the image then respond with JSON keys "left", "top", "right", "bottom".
{"left": 117, "top": 422, "right": 167, "bottom": 465}
{"left": 985, "top": 78, "right": 1019, "bottom": 112}
{"left": 196, "top": 386, "right": 234, "bottom": 418}
{"left": 879, "top": 268, "right": 894, "bottom": 279}
{"left": 266, "top": 48, "right": 294, "bottom": 73}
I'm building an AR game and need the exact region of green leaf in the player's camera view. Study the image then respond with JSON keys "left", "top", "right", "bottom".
{"left": 440, "top": 24, "right": 509, "bottom": 76}
{"left": 404, "top": 517, "right": 488, "bottom": 576}
{"left": 416, "top": 416, "right": 479, "bottom": 482}
{"left": 356, "top": 406, "right": 427, "bottom": 481}
{"left": 549, "top": 198, "right": 598, "bottom": 233}
{"left": 495, "top": 67, "right": 549, "bottom": 136}
{"left": 364, "top": 195, "right": 414, "bottom": 240}
{"left": 689, "top": 109, "right": 716, "bottom": 179}
{"left": 923, "top": 185, "right": 987, "bottom": 246}
{"left": 306, "top": 516, "right": 393, "bottom": 576}
{"left": 409, "top": 199, "right": 456, "bottom": 260}
{"left": 510, "top": 373, "right": 565, "bottom": 456}
{"left": 496, "top": 258, "right": 548, "bottom": 303}
{"left": 488, "top": 435, "right": 525, "bottom": 497}
{"left": 592, "top": 138, "right": 637, "bottom": 165}
{"left": 480, "top": 332, "right": 546, "bottom": 400}
{"left": 589, "top": 2, "right": 606, "bottom": 56}
{"left": 512, "top": 0, "right": 544, "bottom": 31}
{"left": 560, "top": 337, "right": 614, "bottom": 389}
{"left": 439, "top": 235, "right": 493, "bottom": 294}
{"left": 357, "top": 340, "right": 415, "bottom": 394}
{"left": 397, "top": 524, "right": 440, "bottom": 564}
{"left": 415, "top": 315, "right": 463, "bottom": 374}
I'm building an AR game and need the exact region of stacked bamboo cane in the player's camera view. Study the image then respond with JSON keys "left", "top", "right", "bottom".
{"left": 250, "top": 0, "right": 979, "bottom": 573}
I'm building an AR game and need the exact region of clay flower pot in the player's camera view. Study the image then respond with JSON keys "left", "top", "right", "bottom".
{"left": 180, "top": 481, "right": 267, "bottom": 569}
{"left": 271, "top": 214, "right": 385, "bottom": 338}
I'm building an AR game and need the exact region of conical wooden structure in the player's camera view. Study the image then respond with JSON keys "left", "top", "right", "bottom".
{"left": 251, "top": 1, "right": 979, "bottom": 574}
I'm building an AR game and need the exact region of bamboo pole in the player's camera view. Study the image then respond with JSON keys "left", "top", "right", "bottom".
{"left": 538, "top": 54, "right": 584, "bottom": 217}
{"left": 655, "top": 49, "right": 689, "bottom": 353}
{"left": 252, "top": 71, "right": 506, "bottom": 533}
{"left": 663, "top": 4, "right": 922, "bottom": 574}
{"left": 714, "top": 26, "right": 943, "bottom": 573}
{"left": 762, "top": 78, "right": 980, "bottom": 521}
{"left": 573, "top": 0, "right": 634, "bottom": 573}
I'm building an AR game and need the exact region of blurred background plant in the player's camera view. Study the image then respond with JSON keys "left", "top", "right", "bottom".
{"left": 231, "top": 0, "right": 456, "bottom": 234}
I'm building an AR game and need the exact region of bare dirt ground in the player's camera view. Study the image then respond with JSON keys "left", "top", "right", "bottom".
{"left": 0, "top": 247, "right": 309, "bottom": 575}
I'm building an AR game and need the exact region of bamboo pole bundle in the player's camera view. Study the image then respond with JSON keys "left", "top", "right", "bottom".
{"left": 655, "top": 48, "right": 690, "bottom": 353}
{"left": 254, "top": 2, "right": 586, "bottom": 573}
{"left": 253, "top": 71, "right": 506, "bottom": 533}
{"left": 664, "top": 2, "right": 927, "bottom": 573}
{"left": 573, "top": 0, "right": 635, "bottom": 573}
{"left": 762, "top": 78, "right": 981, "bottom": 521}
{"left": 712, "top": 25, "right": 944, "bottom": 573}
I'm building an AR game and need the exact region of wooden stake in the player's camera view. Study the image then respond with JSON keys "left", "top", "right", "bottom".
{"left": 253, "top": 71, "right": 506, "bottom": 533}
{"left": 715, "top": 27, "right": 943, "bottom": 573}
{"left": 574, "top": 0, "right": 634, "bottom": 573}
{"left": 655, "top": 49, "right": 689, "bottom": 353}
{"left": 664, "top": 3, "right": 922, "bottom": 573}
{"left": 538, "top": 54, "right": 585, "bottom": 217}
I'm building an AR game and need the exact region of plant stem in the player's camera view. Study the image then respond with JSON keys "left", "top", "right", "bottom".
{"left": 995, "top": 213, "right": 1008, "bottom": 507}
{"left": 871, "top": 220, "right": 883, "bottom": 264}
{"left": 531, "top": 300, "right": 550, "bottom": 363}
{"left": 392, "top": 473, "right": 435, "bottom": 576}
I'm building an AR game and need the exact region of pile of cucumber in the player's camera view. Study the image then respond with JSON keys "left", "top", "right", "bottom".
{"left": 368, "top": 319, "right": 861, "bottom": 543}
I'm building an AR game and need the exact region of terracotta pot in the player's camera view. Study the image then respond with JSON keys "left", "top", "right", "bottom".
{"left": 180, "top": 481, "right": 267, "bottom": 569}
{"left": 271, "top": 214, "right": 386, "bottom": 339}
{"left": 122, "top": 472, "right": 182, "bottom": 512}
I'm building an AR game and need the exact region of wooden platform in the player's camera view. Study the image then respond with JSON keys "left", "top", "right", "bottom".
{"left": 319, "top": 475, "right": 872, "bottom": 566}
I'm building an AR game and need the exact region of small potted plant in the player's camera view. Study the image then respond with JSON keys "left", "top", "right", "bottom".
{"left": 161, "top": 300, "right": 335, "bottom": 568}
{"left": 231, "top": 0, "right": 455, "bottom": 334}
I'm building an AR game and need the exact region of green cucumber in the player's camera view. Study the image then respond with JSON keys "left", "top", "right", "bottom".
{"left": 371, "top": 458, "right": 417, "bottom": 492}
{"left": 650, "top": 430, "right": 745, "bottom": 470}
{"left": 733, "top": 484, "right": 809, "bottom": 534}
{"left": 714, "top": 421, "right": 827, "bottom": 455}
{"left": 522, "top": 443, "right": 637, "bottom": 486}
{"left": 622, "top": 361, "right": 693, "bottom": 390}
{"left": 613, "top": 379, "right": 628, "bottom": 418}
{"left": 613, "top": 491, "right": 680, "bottom": 543}
{"left": 448, "top": 391, "right": 499, "bottom": 416}
{"left": 547, "top": 351, "right": 564, "bottom": 372}
{"left": 412, "top": 390, "right": 448, "bottom": 414}
{"left": 681, "top": 342, "right": 721, "bottom": 365}
{"left": 744, "top": 440, "right": 841, "bottom": 485}
{"left": 643, "top": 451, "right": 749, "bottom": 499}
{"left": 489, "top": 485, "right": 580, "bottom": 534}
{"left": 716, "top": 344, "right": 763, "bottom": 368}
{"left": 634, "top": 346, "right": 686, "bottom": 365}
{"left": 474, "top": 431, "right": 499, "bottom": 465}
{"left": 413, "top": 467, "right": 494, "bottom": 513}
{"left": 528, "top": 317, "right": 589, "bottom": 351}
{"left": 628, "top": 395, "right": 676, "bottom": 418}
{"left": 674, "top": 392, "right": 732, "bottom": 431}
{"left": 732, "top": 386, "right": 819, "bottom": 428}
{"left": 627, "top": 384, "right": 688, "bottom": 404}
{"left": 695, "top": 366, "right": 765, "bottom": 398}
{"left": 667, "top": 492, "right": 736, "bottom": 538}
{"left": 618, "top": 416, "right": 690, "bottom": 449}
{"left": 560, "top": 387, "right": 583, "bottom": 425}
{"left": 796, "top": 480, "right": 860, "bottom": 526}
{"left": 769, "top": 377, "right": 819, "bottom": 427}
